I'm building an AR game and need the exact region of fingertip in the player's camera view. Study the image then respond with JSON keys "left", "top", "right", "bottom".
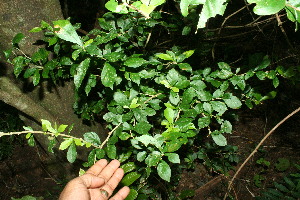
{"left": 96, "top": 159, "right": 108, "bottom": 166}
{"left": 110, "top": 159, "right": 121, "bottom": 167}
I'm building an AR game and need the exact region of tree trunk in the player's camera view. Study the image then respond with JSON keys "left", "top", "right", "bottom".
{"left": 0, "top": 0, "right": 105, "bottom": 178}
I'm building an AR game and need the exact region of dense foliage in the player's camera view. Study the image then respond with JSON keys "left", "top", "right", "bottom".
{"left": 2, "top": 0, "right": 300, "bottom": 199}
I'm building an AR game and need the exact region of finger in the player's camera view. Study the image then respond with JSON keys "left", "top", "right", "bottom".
{"left": 98, "top": 160, "right": 120, "bottom": 181}
{"left": 109, "top": 186, "right": 130, "bottom": 200}
{"left": 86, "top": 159, "right": 108, "bottom": 176}
{"left": 100, "top": 168, "right": 124, "bottom": 197}
{"left": 79, "top": 173, "right": 106, "bottom": 189}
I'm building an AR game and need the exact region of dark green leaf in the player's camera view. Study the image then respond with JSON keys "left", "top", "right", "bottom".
{"left": 124, "top": 58, "right": 147, "bottom": 68}
{"left": 12, "top": 33, "right": 25, "bottom": 45}
{"left": 121, "top": 162, "right": 136, "bottom": 174}
{"left": 114, "top": 91, "right": 128, "bottom": 106}
{"left": 83, "top": 132, "right": 101, "bottom": 146}
{"left": 165, "top": 153, "right": 180, "bottom": 163}
{"left": 13, "top": 56, "right": 26, "bottom": 77}
{"left": 106, "top": 144, "right": 117, "bottom": 159}
{"left": 32, "top": 70, "right": 40, "bottom": 86}
{"left": 221, "top": 120, "right": 232, "bottom": 133}
{"left": 198, "top": 116, "right": 210, "bottom": 129}
{"left": 121, "top": 172, "right": 141, "bottom": 186}
{"left": 101, "top": 62, "right": 117, "bottom": 89}
{"left": 96, "top": 149, "right": 105, "bottom": 159}
{"left": 163, "top": 141, "right": 182, "bottom": 152}
{"left": 124, "top": 189, "right": 138, "bottom": 200}
{"left": 134, "top": 121, "right": 152, "bottom": 135}
{"left": 145, "top": 151, "right": 161, "bottom": 166}
{"left": 74, "top": 58, "right": 90, "bottom": 90}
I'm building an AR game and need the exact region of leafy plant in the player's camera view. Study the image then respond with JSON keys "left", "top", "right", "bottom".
{"left": 256, "top": 164, "right": 300, "bottom": 200}
{"left": 2, "top": 0, "right": 300, "bottom": 199}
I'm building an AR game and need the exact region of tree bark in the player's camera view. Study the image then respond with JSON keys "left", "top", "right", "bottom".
{"left": 0, "top": 0, "right": 105, "bottom": 177}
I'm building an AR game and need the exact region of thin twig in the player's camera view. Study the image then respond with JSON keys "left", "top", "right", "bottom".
{"left": 0, "top": 130, "right": 101, "bottom": 149}
{"left": 144, "top": 93, "right": 162, "bottom": 104}
{"left": 286, "top": 4, "right": 300, "bottom": 12}
{"left": 99, "top": 123, "right": 122, "bottom": 149}
{"left": 276, "top": 13, "right": 295, "bottom": 51}
{"left": 224, "top": 106, "right": 300, "bottom": 200}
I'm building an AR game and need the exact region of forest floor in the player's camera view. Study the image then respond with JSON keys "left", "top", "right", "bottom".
{"left": 1, "top": 93, "right": 299, "bottom": 200}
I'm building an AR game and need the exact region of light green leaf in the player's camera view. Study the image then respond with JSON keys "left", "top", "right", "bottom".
{"left": 157, "top": 160, "right": 171, "bottom": 182}
{"left": 223, "top": 95, "right": 242, "bottom": 109}
{"left": 183, "top": 50, "right": 195, "bottom": 58}
{"left": 164, "top": 107, "right": 175, "bottom": 123}
{"left": 74, "top": 58, "right": 90, "bottom": 90}
{"left": 221, "top": 120, "right": 232, "bottom": 133}
{"left": 211, "top": 101, "right": 227, "bottom": 115}
{"left": 41, "top": 119, "right": 56, "bottom": 133}
{"left": 180, "top": 0, "right": 206, "bottom": 17}
{"left": 197, "top": 0, "right": 228, "bottom": 29}
{"left": 32, "top": 70, "right": 40, "bottom": 86}
{"left": 101, "top": 62, "right": 117, "bottom": 89}
{"left": 178, "top": 63, "right": 192, "bottom": 72}
{"left": 247, "top": 0, "right": 285, "bottom": 15}
{"left": 165, "top": 153, "right": 180, "bottom": 163}
{"left": 121, "top": 172, "right": 141, "bottom": 186}
{"left": 114, "top": 91, "right": 128, "bottom": 106}
{"left": 273, "top": 77, "right": 279, "bottom": 88}
{"left": 53, "top": 20, "right": 83, "bottom": 46}
{"left": 59, "top": 138, "right": 73, "bottom": 150}
{"left": 156, "top": 53, "right": 173, "bottom": 61}
{"left": 67, "top": 142, "right": 77, "bottom": 163}
{"left": 137, "top": 151, "right": 147, "bottom": 162}
{"left": 121, "top": 162, "right": 136, "bottom": 174}
{"left": 211, "top": 132, "right": 227, "bottom": 146}
{"left": 29, "top": 27, "right": 43, "bottom": 33}
{"left": 83, "top": 132, "right": 101, "bottom": 146}
{"left": 124, "top": 58, "right": 147, "bottom": 68}
{"left": 57, "top": 124, "right": 68, "bottom": 133}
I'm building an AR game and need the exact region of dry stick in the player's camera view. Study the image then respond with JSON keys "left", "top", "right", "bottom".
{"left": 224, "top": 106, "right": 300, "bottom": 200}
{"left": 212, "top": 5, "right": 248, "bottom": 59}
{"left": 276, "top": 13, "right": 295, "bottom": 51}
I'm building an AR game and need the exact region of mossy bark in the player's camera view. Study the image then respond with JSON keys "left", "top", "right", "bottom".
{"left": 0, "top": 0, "right": 106, "bottom": 178}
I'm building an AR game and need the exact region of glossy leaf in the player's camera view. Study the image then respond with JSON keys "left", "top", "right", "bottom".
{"left": 198, "top": 116, "right": 210, "bottom": 129}
{"left": 59, "top": 138, "right": 74, "bottom": 150}
{"left": 101, "top": 62, "right": 117, "bottom": 89}
{"left": 74, "top": 58, "right": 90, "bottom": 90}
{"left": 124, "top": 58, "right": 147, "bottom": 68}
{"left": 197, "top": 0, "right": 228, "bottom": 29}
{"left": 165, "top": 153, "right": 180, "bottom": 163}
{"left": 223, "top": 94, "right": 242, "bottom": 109}
{"left": 164, "top": 108, "right": 175, "bottom": 123}
{"left": 157, "top": 160, "right": 171, "bottom": 182}
{"left": 53, "top": 20, "right": 83, "bottom": 46}
{"left": 12, "top": 33, "right": 25, "bottom": 45}
{"left": 133, "top": 121, "right": 152, "bottom": 135}
{"left": 83, "top": 132, "right": 101, "bottom": 146}
{"left": 247, "top": 0, "right": 285, "bottom": 15}
{"left": 106, "top": 144, "right": 117, "bottom": 159}
{"left": 121, "top": 162, "right": 136, "bottom": 174}
{"left": 121, "top": 172, "right": 141, "bottom": 186}
{"left": 211, "top": 132, "right": 227, "bottom": 146}
{"left": 124, "top": 189, "right": 138, "bottom": 200}
{"left": 67, "top": 142, "right": 77, "bottom": 163}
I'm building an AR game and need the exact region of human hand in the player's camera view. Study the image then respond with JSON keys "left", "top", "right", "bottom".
{"left": 59, "top": 159, "right": 130, "bottom": 200}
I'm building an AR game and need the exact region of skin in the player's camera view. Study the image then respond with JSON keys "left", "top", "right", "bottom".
{"left": 59, "top": 159, "right": 130, "bottom": 200}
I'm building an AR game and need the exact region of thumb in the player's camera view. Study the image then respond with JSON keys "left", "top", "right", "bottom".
{"left": 80, "top": 173, "right": 106, "bottom": 189}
